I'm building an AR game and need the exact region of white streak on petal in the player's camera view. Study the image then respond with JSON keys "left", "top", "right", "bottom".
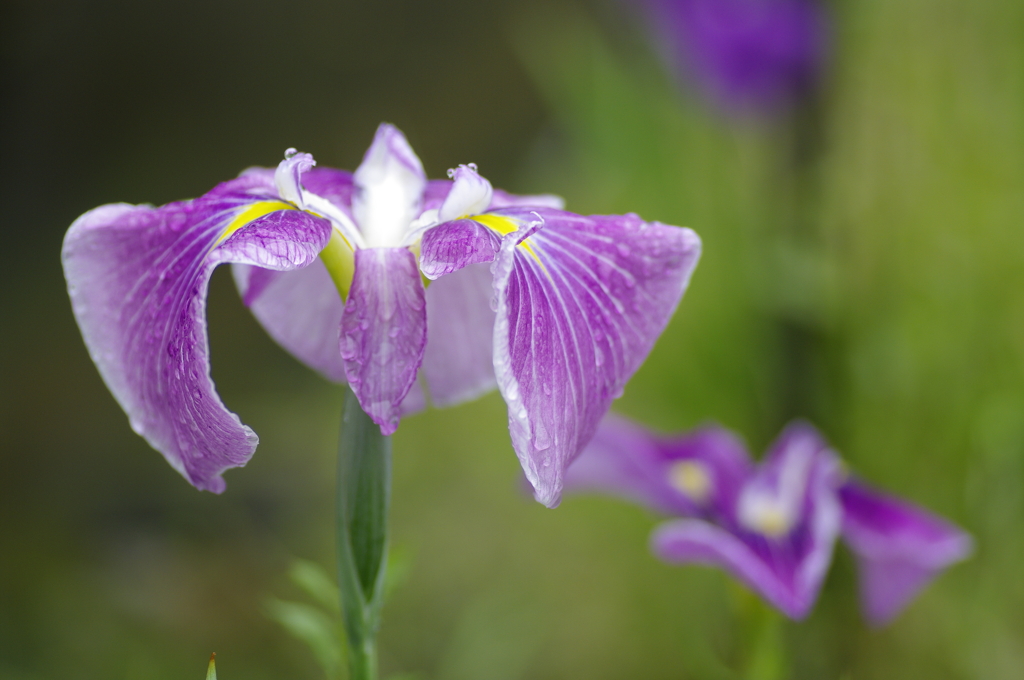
{"left": 274, "top": 149, "right": 315, "bottom": 209}
{"left": 438, "top": 164, "right": 494, "bottom": 222}
{"left": 353, "top": 124, "right": 426, "bottom": 248}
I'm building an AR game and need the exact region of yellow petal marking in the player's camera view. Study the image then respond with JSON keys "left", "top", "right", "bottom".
{"left": 319, "top": 229, "right": 357, "bottom": 302}
{"left": 471, "top": 213, "right": 544, "bottom": 268}
{"left": 746, "top": 505, "right": 792, "bottom": 538}
{"left": 668, "top": 460, "right": 712, "bottom": 505}
{"left": 216, "top": 200, "right": 295, "bottom": 245}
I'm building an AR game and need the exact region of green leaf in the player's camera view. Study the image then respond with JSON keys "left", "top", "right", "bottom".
{"left": 289, "top": 558, "right": 341, "bottom": 614}
{"left": 206, "top": 653, "right": 217, "bottom": 680}
{"left": 265, "top": 598, "right": 345, "bottom": 680}
{"left": 383, "top": 545, "right": 413, "bottom": 600}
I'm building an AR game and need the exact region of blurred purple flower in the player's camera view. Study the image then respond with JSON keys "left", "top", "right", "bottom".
{"left": 63, "top": 124, "right": 701, "bottom": 504}
{"left": 565, "top": 415, "right": 972, "bottom": 623}
{"left": 637, "top": 0, "right": 830, "bottom": 113}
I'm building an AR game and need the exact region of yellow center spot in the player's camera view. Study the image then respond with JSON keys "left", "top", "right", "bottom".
{"left": 217, "top": 201, "right": 294, "bottom": 244}
{"left": 471, "top": 213, "right": 544, "bottom": 268}
{"left": 668, "top": 460, "right": 712, "bottom": 504}
{"left": 748, "top": 506, "right": 791, "bottom": 538}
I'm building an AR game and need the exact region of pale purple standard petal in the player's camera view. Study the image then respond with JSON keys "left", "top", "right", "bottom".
{"left": 490, "top": 208, "right": 702, "bottom": 507}
{"left": 63, "top": 185, "right": 331, "bottom": 492}
{"left": 490, "top": 189, "right": 566, "bottom": 210}
{"left": 421, "top": 263, "right": 498, "bottom": 407}
{"left": 231, "top": 165, "right": 358, "bottom": 384}
{"left": 232, "top": 261, "right": 347, "bottom": 383}
{"left": 563, "top": 413, "right": 751, "bottom": 517}
{"left": 838, "top": 480, "right": 973, "bottom": 625}
{"left": 340, "top": 247, "right": 427, "bottom": 434}
{"left": 301, "top": 167, "right": 355, "bottom": 212}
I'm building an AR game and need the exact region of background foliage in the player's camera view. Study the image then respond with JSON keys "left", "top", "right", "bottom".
{"left": 2, "top": 0, "right": 1022, "bottom": 678}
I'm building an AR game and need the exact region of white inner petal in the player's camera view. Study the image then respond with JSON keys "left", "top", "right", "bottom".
{"left": 438, "top": 164, "right": 493, "bottom": 223}
{"left": 353, "top": 130, "right": 426, "bottom": 248}
{"left": 737, "top": 439, "right": 816, "bottom": 538}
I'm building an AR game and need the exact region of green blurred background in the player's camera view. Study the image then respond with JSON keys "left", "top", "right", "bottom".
{"left": 2, "top": 0, "right": 1023, "bottom": 678}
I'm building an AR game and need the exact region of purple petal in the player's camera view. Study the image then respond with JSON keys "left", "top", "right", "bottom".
{"left": 653, "top": 444, "right": 842, "bottom": 619}
{"left": 419, "top": 218, "right": 501, "bottom": 280}
{"left": 229, "top": 165, "right": 358, "bottom": 385}
{"left": 421, "top": 262, "right": 497, "bottom": 407}
{"left": 564, "top": 414, "right": 751, "bottom": 517}
{"left": 563, "top": 413, "right": 695, "bottom": 515}
{"left": 300, "top": 167, "right": 355, "bottom": 213}
{"left": 339, "top": 247, "right": 427, "bottom": 434}
{"left": 420, "top": 179, "right": 455, "bottom": 212}
{"left": 63, "top": 185, "right": 331, "bottom": 492}
{"left": 839, "top": 480, "right": 973, "bottom": 625}
{"left": 491, "top": 208, "right": 702, "bottom": 507}
{"left": 652, "top": 518, "right": 820, "bottom": 618}
{"left": 656, "top": 425, "right": 753, "bottom": 517}
{"left": 232, "top": 261, "right": 347, "bottom": 383}
{"left": 643, "top": 0, "right": 830, "bottom": 113}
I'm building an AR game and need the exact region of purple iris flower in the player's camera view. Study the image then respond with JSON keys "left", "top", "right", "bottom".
{"left": 637, "top": 0, "right": 830, "bottom": 113}
{"left": 62, "top": 124, "right": 701, "bottom": 505}
{"left": 564, "top": 415, "right": 972, "bottom": 623}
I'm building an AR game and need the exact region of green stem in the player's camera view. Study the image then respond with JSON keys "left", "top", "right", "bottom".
{"left": 336, "top": 387, "right": 390, "bottom": 680}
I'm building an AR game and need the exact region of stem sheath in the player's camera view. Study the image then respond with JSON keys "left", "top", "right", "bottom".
{"left": 336, "top": 387, "right": 390, "bottom": 680}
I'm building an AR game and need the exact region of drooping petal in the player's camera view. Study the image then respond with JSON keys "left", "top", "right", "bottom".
{"left": 838, "top": 480, "right": 973, "bottom": 625}
{"left": 339, "top": 247, "right": 427, "bottom": 434}
{"left": 353, "top": 124, "right": 427, "bottom": 248}
{"left": 652, "top": 518, "right": 820, "bottom": 619}
{"left": 232, "top": 261, "right": 347, "bottom": 382}
{"left": 421, "top": 262, "right": 498, "bottom": 407}
{"left": 489, "top": 208, "right": 702, "bottom": 507}
{"left": 563, "top": 413, "right": 752, "bottom": 517}
{"left": 63, "top": 183, "right": 331, "bottom": 492}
